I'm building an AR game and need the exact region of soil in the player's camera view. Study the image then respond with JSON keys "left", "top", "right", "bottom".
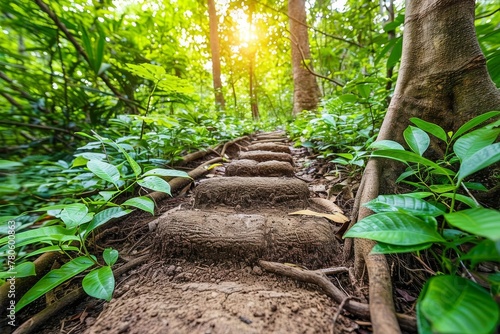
{"left": 4, "top": 131, "right": 416, "bottom": 334}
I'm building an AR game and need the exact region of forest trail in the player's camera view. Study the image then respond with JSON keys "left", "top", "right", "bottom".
{"left": 72, "top": 131, "right": 363, "bottom": 334}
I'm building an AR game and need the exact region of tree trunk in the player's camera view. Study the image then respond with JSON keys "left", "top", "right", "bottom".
{"left": 207, "top": 0, "right": 225, "bottom": 110}
{"left": 248, "top": 2, "right": 259, "bottom": 120}
{"left": 350, "top": 1, "right": 500, "bottom": 333}
{"left": 288, "top": 0, "right": 321, "bottom": 116}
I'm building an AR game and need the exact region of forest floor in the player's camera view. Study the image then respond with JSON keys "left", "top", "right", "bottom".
{"left": 14, "top": 131, "right": 418, "bottom": 334}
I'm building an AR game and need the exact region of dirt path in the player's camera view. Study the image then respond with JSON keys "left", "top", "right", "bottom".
{"left": 31, "top": 132, "right": 370, "bottom": 334}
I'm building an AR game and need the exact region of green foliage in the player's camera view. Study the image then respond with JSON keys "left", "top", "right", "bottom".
{"left": 0, "top": 134, "right": 190, "bottom": 311}
{"left": 344, "top": 112, "right": 500, "bottom": 333}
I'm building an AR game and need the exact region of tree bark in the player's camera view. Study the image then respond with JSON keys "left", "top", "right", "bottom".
{"left": 288, "top": 0, "right": 321, "bottom": 116}
{"left": 351, "top": 1, "right": 500, "bottom": 333}
{"left": 207, "top": 0, "right": 225, "bottom": 110}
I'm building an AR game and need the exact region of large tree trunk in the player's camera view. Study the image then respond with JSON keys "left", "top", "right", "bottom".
{"left": 207, "top": 0, "right": 225, "bottom": 110}
{"left": 288, "top": 0, "right": 321, "bottom": 116}
{"left": 351, "top": 1, "right": 500, "bottom": 333}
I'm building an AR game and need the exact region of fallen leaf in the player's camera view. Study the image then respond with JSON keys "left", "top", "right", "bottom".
{"left": 289, "top": 209, "right": 349, "bottom": 224}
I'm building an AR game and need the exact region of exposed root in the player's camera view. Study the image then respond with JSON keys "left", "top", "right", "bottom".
{"left": 13, "top": 254, "right": 150, "bottom": 334}
{"left": 351, "top": 159, "right": 401, "bottom": 333}
{"left": 258, "top": 260, "right": 416, "bottom": 332}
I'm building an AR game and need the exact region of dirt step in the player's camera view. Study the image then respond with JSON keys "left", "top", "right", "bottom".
{"left": 225, "top": 159, "right": 294, "bottom": 177}
{"left": 194, "top": 177, "right": 308, "bottom": 209}
{"left": 84, "top": 265, "right": 340, "bottom": 334}
{"left": 238, "top": 151, "right": 294, "bottom": 165}
{"left": 152, "top": 210, "right": 338, "bottom": 266}
{"left": 245, "top": 142, "right": 291, "bottom": 153}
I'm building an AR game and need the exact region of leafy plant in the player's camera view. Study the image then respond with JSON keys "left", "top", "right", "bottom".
{"left": 0, "top": 134, "right": 189, "bottom": 311}
{"left": 344, "top": 111, "right": 500, "bottom": 333}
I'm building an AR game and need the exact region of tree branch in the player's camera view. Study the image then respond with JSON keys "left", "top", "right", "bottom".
{"left": 33, "top": 0, "right": 136, "bottom": 112}
{"left": 256, "top": 0, "right": 364, "bottom": 48}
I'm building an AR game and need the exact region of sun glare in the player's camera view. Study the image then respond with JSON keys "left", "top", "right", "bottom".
{"left": 232, "top": 8, "right": 258, "bottom": 46}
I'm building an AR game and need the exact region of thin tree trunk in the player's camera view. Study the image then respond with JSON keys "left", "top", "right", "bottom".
{"left": 248, "top": 2, "right": 259, "bottom": 120}
{"left": 288, "top": 0, "right": 321, "bottom": 116}
{"left": 207, "top": 0, "right": 225, "bottom": 110}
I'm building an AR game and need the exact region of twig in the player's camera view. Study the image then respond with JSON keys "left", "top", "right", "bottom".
{"left": 332, "top": 296, "right": 353, "bottom": 334}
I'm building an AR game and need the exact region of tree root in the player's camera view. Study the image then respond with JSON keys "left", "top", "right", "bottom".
{"left": 351, "top": 159, "right": 402, "bottom": 333}
{"left": 258, "top": 260, "right": 416, "bottom": 333}
{"left": 147, "top": 157, "right": 224, "bottom": 202}
{"left": 0, "top": 252, "right": 63, "bottom": 311}
{"left": 13, "top": 254, "right": 150, "bottom": 334}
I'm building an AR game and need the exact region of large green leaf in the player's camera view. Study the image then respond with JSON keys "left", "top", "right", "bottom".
{"left": 453, "top": 127, "right": 500, "bottom": 161}
{"left": 456, "top": 142, "right": 500, "bottom": 183}
{"left": 84, "top": 207, "right": 132, "bottom": 236}
{"left": 364, "top": 195, "right": 445, "bottom": 217}
{"left": 451, "top": 110, "right": 500, "bottom": 141}
{"left": 24, "top": 245, "right": 80, "bottom": 258}
{"left": 461, "top": 239, "right": 500, "bottom": 265}
{"left": 122, "top": 196, "right": 155, "bottom": 215}
{"left": 370, "top": 150, "right": 451, "bottom": 176}
{"left": 418, "top": 275, "right": 499, "bottom": 334}
{"left": 444, "top": 208, "right": 500, "bottom": 241}
{"left": 371, "top": 242, "right": 432, "bottom": 255}
{"left": 368, "top": 140, "right": 405, "bottom": 150}
{"left": 410, "top": 118, "right": 448, "bottom": 142}
{"left": 404, "top": 126, "right": 430, "bottom": 156}
{"left": 59, "top": 203, "right": 94, "bottom": 229}
{"left": 143, "top": 168, "right": 189, "bottom": 178}
{"left": 0, "top": 226, "right": 76, "bottom": 246}
{"left": 344, "top": 212, "right": 445, "bottom": 245}
{"left": 0, "top": 262, "right": 36, "bottom": 279}
{"left": 82, "top": 266, "right": 115, "bottom": 301}
{"left": 137, "top": 176, "right": 171, "bottom": 194}
{"left": 16, "top": 257, "right": 95, "bottom": 311}
{"left": 87, "top": 160, "right": 121, "bottom": 186}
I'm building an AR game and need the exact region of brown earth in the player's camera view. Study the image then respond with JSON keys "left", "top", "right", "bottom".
{"left": 6, "top": 131, "right": 417, "bottom": 334}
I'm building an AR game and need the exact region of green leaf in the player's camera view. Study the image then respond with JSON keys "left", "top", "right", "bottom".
{"left": 116, "top": 147, "right": 141, "bottom": 177}
{"left": 122, "top": 196, "right": 155, "bottom": 215}
{"left": 387, "top": 36, "right": 403, "bottom": 68}
{"left": 370, "top": 242, "right": 432, "bottom": 254}
{"left": 364, "top": 195, "right": 445, "bottom": 217}
{"left": 410, "top": 118, "right": 448, "bottom": 142}
{"left": 87, "top": 160, "right": 121, "bottom": 186}
{"left": 404, "top": 126, "right": 430, "bottom": 156}
{"left": 418, "top": 275, "right": 499, "bottom": 334}
{"left": 344, "top": 212, "right": 445, "bottom": 245}
{"left": 0, "top": 226, "right": 76, "bottom": 246}
{"left": 84, "top": 207, "right": 131, "bottom": 236}
{"left": 438, "top": 193, "right": 480, "bottom": 208}
{"left": 59, "top": 204, "right": 94, "bottom": 229}
{"left": 338, "top": 94, "right": 358, "bottom": 103}
{"left": 99, "top": 191, "right": 118, "bottom": 202}
{"left": 368, "top": 140, "right": 405, "bottom": 150}
{"left": 444, "top": 208, "right": 500, "bottom": 241}
{"left": 16, "top": 257, "right": 95, "bottom": 311}
{"left": 142, "top": 168, "right": 189, "bottom": 178}
{"left": 428, "top": 184, "right": 457, "bottom": 193}
{"left": 137, "top": 176, "right": 171, "bottom": 194}
{"left": 453, "top": 127, "right": 500, "bottom": 161}
{"left": 462, "top": 239, "right": 500, "bottom": 265}
{"left": 24, "top": 245, "right": 80, "bottom": 258}
{"left": 82, "top": 266, "right": 115, "bottom": 301}
{"left": 456, "top": 142, "right": 500, "bottom": 183}
{"left": 451, "top": 110, "right": 500, "bottom": 141}
{"left": 72, "top": 156, "right": 89, "bottom": 168}
{"left": 0, "top": 262, "right": 36, "bottom": 279}
{"left": 371, "top": 150, "right": 451, "bottom": 176}
{"left": 103, "top": 248, "right": 118, "bottom": 266}
{"left": 0, "top": 160, "right": 24, "bottom": 170}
